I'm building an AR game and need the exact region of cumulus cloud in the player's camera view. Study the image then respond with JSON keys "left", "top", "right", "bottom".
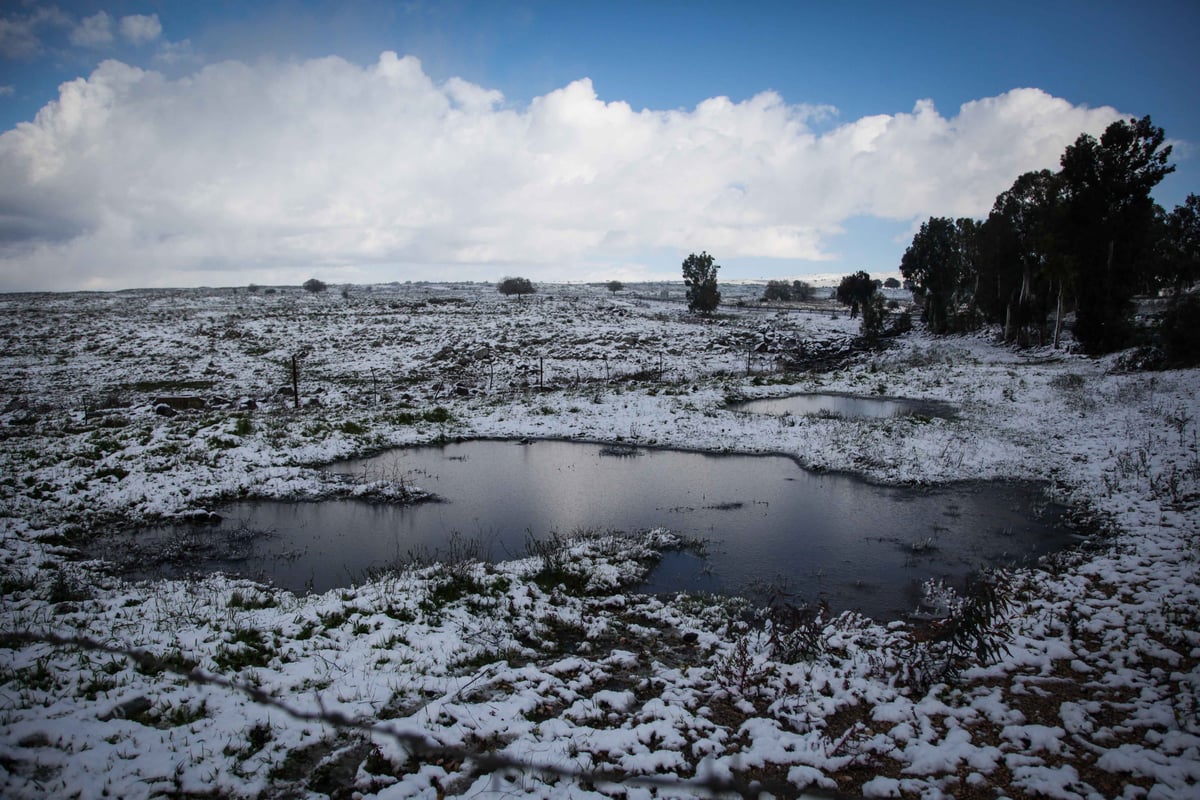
{"left": 69, "top": 11, "right": 113, "bottom": 47}
{"left": 0, "top": 52, "right": 1124, "bottom": 290}
{"left": 119, "top": 13, "right": 161, "bottom": 45}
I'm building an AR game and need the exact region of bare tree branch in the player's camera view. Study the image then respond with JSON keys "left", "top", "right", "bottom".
{"left": 4, "top": 629, "right": 861, "bottom": 799}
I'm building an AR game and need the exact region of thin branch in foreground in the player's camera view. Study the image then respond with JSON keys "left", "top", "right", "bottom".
{"left": 3, "top": 629, "right": 860, "bottom": 799}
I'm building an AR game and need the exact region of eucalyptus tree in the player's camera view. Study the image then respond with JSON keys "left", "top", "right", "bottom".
{"left": 1058, "top": 116, "right": 1174, "bottom": 352}
{"left": 977, "top": 169, "right": 1065, "bottom": 345}
{"left": 900, "top": 218, "right": 976, "bottom": 334}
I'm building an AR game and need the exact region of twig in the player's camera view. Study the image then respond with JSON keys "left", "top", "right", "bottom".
{"left": 4, "top": 629, "right": 863, "bottom": 799}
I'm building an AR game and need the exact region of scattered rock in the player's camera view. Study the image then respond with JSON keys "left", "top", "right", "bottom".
{"left": 98, "top": 696, "right": 152, "bottom": 722}
{"left": 152, "top": 396, "right": 206, "bottom": 411}
{"left": 17, "top": 732, "right": 51, "bottom": 748}
{"left": 179, "top": 509, "right": 222, "bottom": 525}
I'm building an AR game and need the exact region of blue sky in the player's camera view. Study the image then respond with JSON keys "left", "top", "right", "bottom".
{"left": 1, "top": 1, "right": 1197, "bottom": 291}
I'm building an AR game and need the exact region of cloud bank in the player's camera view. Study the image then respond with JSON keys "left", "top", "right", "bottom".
{"left": 0, "top": 52, "right": 1123, "bottom": 290}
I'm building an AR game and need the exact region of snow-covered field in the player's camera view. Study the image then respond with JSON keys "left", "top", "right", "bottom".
{"left": 1, "top": 283, "right": 1197, "bottom": 799}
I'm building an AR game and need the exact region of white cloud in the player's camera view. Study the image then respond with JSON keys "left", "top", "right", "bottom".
{"left": 153, "top": 38, "right": 199, "bottom": 66}
{"left": 0, "top": 52, "right": 1124, "bottom": 291}
{"left": 119, "top": 13, "right": 161, "bottom": 45}
{"left": 0, "top": 85, "right": 13, "bottom": 97}
{"left": 0, "top": 5, "right": 71, "bottom": 59}
{"left": 69, "top": 11, "right": 113, "bottom": 47}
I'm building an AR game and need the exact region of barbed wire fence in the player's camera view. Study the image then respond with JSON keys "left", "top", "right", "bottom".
{"left": 4, "top": 629, "right": 864, "bottom": 800}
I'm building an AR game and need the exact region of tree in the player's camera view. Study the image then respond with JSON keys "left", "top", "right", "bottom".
{"left": 498, "top": 276, "right": 536, "bottom": 300}
{"left": 1058, "top": 116, "right": 1174, "bottom": 352}
{"left": 883, "top": 277, "right": 901, "bottom": 289}
{"left": 1159, "top": 294, "right": 1200, "bottom": 367}
{"left": 900, "top": 218, "right": 976, "bottom": 334}
{"left": 791, "top": 280, "right": 814, "bottom": 301}
{"left": 606, "top": 280, "right": 625, "bottom": 296}
{"left": 303, "top": 278, "right": 327, "bottom": 293}
{"left": 682, "top": 252, "right": 721, "bottom": 313}
{"left": 976, "top": 169, "right": 1064, "bottom": 345}
{"left": 835, "top": 271, "right": 876, "bottom": 318}
{"left": 1156, "top": 194, "right": 1200, "bottom": 298}
{"left": 762, "top": 280, "right": 792, "bottom": 302}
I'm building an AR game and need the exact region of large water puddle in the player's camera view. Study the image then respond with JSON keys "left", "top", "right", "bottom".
{"left": 732, "top": 392, "right": 956, "bottom": 420}
{"left": 101, "top": 440, "right": 1073, "bottom": 619}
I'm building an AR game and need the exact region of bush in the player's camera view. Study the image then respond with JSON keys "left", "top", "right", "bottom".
{"left": 861, "top": 293, "right": 886, "bottom": 340}
{"left": 303, "top": 278, "right": 327, "bottom": 293}
{"left": 889, "top": 311, "right": 913, "bottom": 336}
{"left": 902, "top": 572, "right": 1014, "bottom": 692}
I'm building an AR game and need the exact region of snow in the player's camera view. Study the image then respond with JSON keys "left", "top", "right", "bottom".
{"left": 1, "top": 283, "right": 1198, "bottom": 798}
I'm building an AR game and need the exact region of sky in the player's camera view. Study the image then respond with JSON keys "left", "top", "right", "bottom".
{"left": 0, "top": 1, "right": 1197, "bottom": 292}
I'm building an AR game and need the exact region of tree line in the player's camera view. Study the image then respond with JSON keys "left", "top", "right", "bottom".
{"left": 899, "top": 116, "right": 1198, "bottom": 361}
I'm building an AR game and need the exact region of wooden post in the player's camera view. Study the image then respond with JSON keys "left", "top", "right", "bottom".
{"left": 292, "top": 355, "right": 300, "bottom": 409}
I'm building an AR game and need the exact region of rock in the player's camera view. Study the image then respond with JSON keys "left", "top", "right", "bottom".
{"left": 154, "top": 404, "right": 178, "bottom": 417}
{"left": 98, "top": 695, "right": 152, "bottom": 722}
{"left": 180, "top": 509, "right": 221, "bottom": 525}
{"left": 152, "top": 396, "right": 206, "bottom": 411}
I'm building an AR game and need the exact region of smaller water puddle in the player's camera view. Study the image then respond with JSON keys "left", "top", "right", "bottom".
{"left": 732, "top": 393, "right": 956, "bottom": 420}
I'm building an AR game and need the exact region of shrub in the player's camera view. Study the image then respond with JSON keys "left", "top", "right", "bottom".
{"left": 902, "top": 572, "right": 1014, "bottom": 692}
{"left": 861, "top": 293, "right": 887, "bottom": 340}
{"left": 303, "top": 278, "right": 328, "bottom": 293}
{"left": 423, "top": 407, "right": 451, "bottom": 424}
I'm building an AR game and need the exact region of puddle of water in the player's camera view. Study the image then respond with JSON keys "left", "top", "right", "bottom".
{"left": 733, "top": 393, "right": 956, "bottom": 420}
{"left": 101, "top": 440, "right": 1071, "bottom": 619}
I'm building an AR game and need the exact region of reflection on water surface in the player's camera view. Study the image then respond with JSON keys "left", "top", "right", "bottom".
{"left": 108, "top": 439, "right": 1072, "bottom": 619}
